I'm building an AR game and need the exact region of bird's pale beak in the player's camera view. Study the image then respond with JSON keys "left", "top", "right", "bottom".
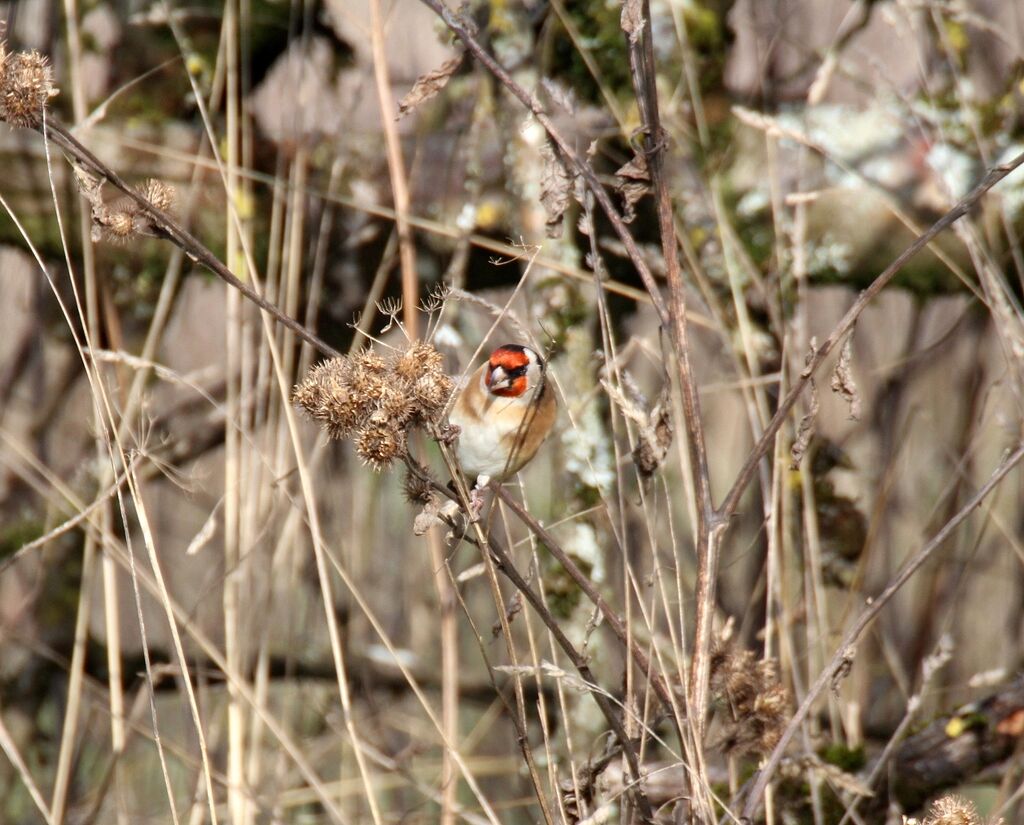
{"left": 488, "top": 365, "right": 512, "bottom": 390}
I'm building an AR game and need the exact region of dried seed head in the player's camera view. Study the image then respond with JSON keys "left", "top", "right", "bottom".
{"left": 396, "top": 341, "right": 444, "bottom": 380}
{"left": 378, "top": 383, "right": 417, "bottom": 425}
{"left": 0, "top": 48, "right": 58, "bottom": 128}
{"left": 292, "top": 358, "right": 364, "bottom": 439}
{"left": 709, "top": 628, "right": 789, "bottom": 759}
{"left": 409, "top": 372, "right": 453, "bottom": 416}
{"left": 922, "top": 795, "right": 1001, "bottom": 825}
{"left": 403, "top": 465, "right": 434, "bottom": 504}
{"left": 101, "top": 207, "right": 140, "bottom": 243}
{"left": 355, "top": 418, "right": 405, "bottom": 470}
{"left": 294, "top": 342, "right": 452, "bottom": 471}
{"left": 142, "top": 179, "right": 175, "bottom": 212}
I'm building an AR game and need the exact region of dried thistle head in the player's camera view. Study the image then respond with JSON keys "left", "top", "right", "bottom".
{"left": 291, "top": 358, "right": 364, "bottom": 439}
{"left": 293, "top": 341, "right": 453, "bottom": 472}
{"left": 403, "top": 464, "right": 434, "bottom": 505}
{"left": 409, "top": 372, "right": 453, "bottom": 417}
{"left": 142, "top": 179, "right": 176, "bottom": 212}
{"left": 396, "top": 341, "right": 443, "bottom": 380}
{"left": 85, "top": 179, "right": 176, "bottom": 244}
{"left": 0, "top": 47, "right": 58, "bottom": 128}
{"left": 95, "top": 205, "right": 140, "bottom": 244}
{"left": 709, "top": 626, "right": 790, "bottom": 759}
{"left": 923, "top": 795, "right": 1002, "bottom": 825}
{"left": 354, "top": 416, "right": 405, "bottom": 470}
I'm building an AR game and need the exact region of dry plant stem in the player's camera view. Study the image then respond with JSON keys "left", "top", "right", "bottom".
{"left": 480, "top": 534, "right": 656, "bottom": 824}
{"left": 369, "top": 0, "right": 419, "bottom": 335}
{"left": 0, "top": 709, "right": 54, "bottom": 825}
{"left": 97, "top": 126, "right": 663, "bottom": 309}
{"left": 741, "top": 441, "right": 1024, "bottom": 819}
{"left": 624, "top": 0, "right": 717, "bottom": 744}
{"left": 416, "top": 0, "right": 670, "bottom": 326}
{"left": 31, "top": 119, "right": 340, "bottom": 359}
{"left": 432, "top": 450, "right": 656, "bottom": 822}
{"left": 0, "top": 431, "right": 347, "bottom": 822}
{"left": 493, "top": 486, "right": 676, "bottom": 716}
{"left": 720, "top": 149, "right": 1024, "bottom": 522}
{"left": 426, "top": 506, "right": 459, "bottom": 825}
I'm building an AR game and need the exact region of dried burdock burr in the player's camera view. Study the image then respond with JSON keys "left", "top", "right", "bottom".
{"left": 0, "top": 44, "right": 59, "bottom": 129}
{"left": 293, "top": 341, "right": 454, "bottom": 471}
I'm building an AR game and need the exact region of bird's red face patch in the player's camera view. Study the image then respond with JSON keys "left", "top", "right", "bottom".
{"left": 486, "top": 346, "right": 531, "bottom": 397}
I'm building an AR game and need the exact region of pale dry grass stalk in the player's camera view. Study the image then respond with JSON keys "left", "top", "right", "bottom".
{"left": 369, "top": 0, "right": 419, "bottom": 337}
{"left": 222, "top": 2, "right": 246, "bottom": 823}
{"left": 0, "top": 708, "right": 54, "bottom": 825}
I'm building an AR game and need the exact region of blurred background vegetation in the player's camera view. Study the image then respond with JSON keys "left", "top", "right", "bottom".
{"left": 0, "top": 0, "right": 1023, "bottom": 823}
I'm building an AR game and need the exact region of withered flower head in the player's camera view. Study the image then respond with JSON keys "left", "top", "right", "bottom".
{"left": 143, "top": 179, "right": 176, "bottom": 212}
{"left": 293, "top": 341, "right": 453, "bottom": 471}
{"left": 0, "top": 47, "right": 59, "bottom": 129}
{"left": 923, "top": 795, "right": 1003, "bottom": 825}
{"left": 396, "top": 341, "right": 443, "bottom": 379}
{"left": 709, "top": 628, "right": 789, "bottom": 759}
{"left": 355, "top": 417, "right": 405, "bottom": 471}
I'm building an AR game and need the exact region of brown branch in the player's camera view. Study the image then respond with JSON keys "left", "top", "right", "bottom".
{"left": 740, "top": 441, "right": 1024, "bottom": 819}
{"left": 37, "top": 119, "right": 341, "bottom": 359}
{"left": 480, "top": 529, "right": 656, "bottom": 823}
{"left": 882, "top": 675, "right": 1024, "bottom": 814}
{"left": 623, "top": 0, "right": 719, "bottom": 744}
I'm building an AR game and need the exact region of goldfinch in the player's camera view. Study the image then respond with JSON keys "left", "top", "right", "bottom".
{"left": 449, "top": 344, "right": 557, "bottom": 491}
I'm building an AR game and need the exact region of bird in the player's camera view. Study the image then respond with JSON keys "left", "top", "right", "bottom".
{"left": 449, "top": 344, "right": 557, "bottom": 502}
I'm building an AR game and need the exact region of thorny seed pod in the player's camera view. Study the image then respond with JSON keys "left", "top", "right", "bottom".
{"left": 355, "top": 417, "right": 405, "bottom": 470}
{"left": 396, "top": 341, "right": 443, "bottom": 380}
{"left": 923, "top": 794, "right": 1003, "bottom": 825}
{"left": 708, "top": 628, "right": 789, "bottom": 759}
{"left": 0, "top": 47, "right": 59, "bottom": 129}
{"left": 293, "top": 341, "right": 453, "bottom": 472}
{"left": 409, "top": 372, "right": 453, "bottom": 415}
{"left": 142, "top": 179, "right": 175, "bottom": 212}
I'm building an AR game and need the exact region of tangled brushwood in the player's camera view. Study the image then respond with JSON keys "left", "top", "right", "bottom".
{"left": 709, "top": 626, "right": 789, "bottom": 759}
{"left": 0, "top": 38, "right": 59, "bottom": 128}
{"left": 293, "top": 343, "right": 453, "bottom": 470}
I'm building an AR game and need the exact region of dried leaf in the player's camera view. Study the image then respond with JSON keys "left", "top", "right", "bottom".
{"left": 396, "top": 52, "right": 463, "bottom": 119}
{"left": 492, "top": 591, "right": 523, "bottom": 637}
{"left": 620, "top": 0, "right": 644, "bottom": 44}
{"left": 634, "top": 385, "right": 673, "bottom": 477}
{"left": 614, "top": 152, "right": 650, "bottom": 223}
{"left": 803, "top": 756, "right": 874, "bottom": 798}
{"left": 791, "top": 371, "right": 819, "bottom": 469}
{"left": 830, "top": 335, "right": 861, "bottom": 420}
{"left": 830, "top": 645, "right": 855, "bottom": 696}
{"left": 603, "top": 377, "right": 673, "bottom": 478}
{"left": 540, "top": 142, "right": 575, "bottom": 239}
{"left": 413, "top": 497, "right": 447, "bottom": 536}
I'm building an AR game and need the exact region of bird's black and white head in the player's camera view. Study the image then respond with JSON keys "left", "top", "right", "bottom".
{"left": 484, "top": 344, "right": 545, "bottom": 400}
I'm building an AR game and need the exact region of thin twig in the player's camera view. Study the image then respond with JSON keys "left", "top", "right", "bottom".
{"left": 493, "top": 486, "right": 677, "bottom": 715}
{"left": 30, "top": 119, "right": 340, "bottom": 359}
{"left": 369, "top": 0, "right": 419, "bottom": 337}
